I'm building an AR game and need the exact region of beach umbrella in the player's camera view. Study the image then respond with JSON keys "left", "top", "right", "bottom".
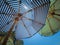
{"left": 0, "top": 34, "right": 24, "bottom": 45}
{"left": 39, "top": 0, "right": 60, "bottom": 36}
{"left": 0, "top": 0, "right": 50, "bottom": 45}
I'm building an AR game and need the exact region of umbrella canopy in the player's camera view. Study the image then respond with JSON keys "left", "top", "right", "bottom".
{"left": 39, "top": 0, "right": 60, "bottom": 36}
{"left": 15, "top": 0, "right": 50, "bottom": 39}
{"left": 0, "top": 0, "right": 50, "bottom": 39}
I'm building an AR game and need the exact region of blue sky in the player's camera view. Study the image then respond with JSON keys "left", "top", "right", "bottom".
{"left": 23, "top": 31, "right": 60, "bottom": 45}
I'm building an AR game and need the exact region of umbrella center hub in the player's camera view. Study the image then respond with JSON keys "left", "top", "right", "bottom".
{"left": 15, "top": 13, "right": 22, "bottom": 21}
{"left": 48, "top": 11, "right": 55, "bottom": 18}
{"left": 17, "top": 13, "right": 22, "bottom": 17}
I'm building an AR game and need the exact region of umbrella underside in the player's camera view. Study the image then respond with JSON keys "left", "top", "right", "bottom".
{"left": 39, "top": 0, "right": 60, "bottom": 36}
{"left": 0, "top": 0, "right": 50, "bottom": 39}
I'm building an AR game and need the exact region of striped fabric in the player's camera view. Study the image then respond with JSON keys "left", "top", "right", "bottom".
{"left": 23, "top": 0, "right": 50, "bottom": 8}
{"left": 0, "top": 0, "right": 50, "bottom": 39}
{"left": 0, "top": 0, "right": 16, "bottom": 32}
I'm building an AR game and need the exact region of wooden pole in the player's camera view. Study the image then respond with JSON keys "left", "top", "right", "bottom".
{"left": 2, "top": 17, "right": 19, "bottom": 45}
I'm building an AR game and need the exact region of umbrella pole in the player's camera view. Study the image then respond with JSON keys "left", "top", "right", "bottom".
{"left": 2, "top": 17, "right": 19, "bottom": 45}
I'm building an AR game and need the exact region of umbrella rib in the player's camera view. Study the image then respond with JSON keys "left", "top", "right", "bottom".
{"left": 23, "top": 1, "right": 50, "bottom": 15}
{"left": 1, "top": 20, "right": 14, "bottom": 32}
{"left": 0, "top": 15, "right": 16, "bottom": 31}
{"left": 47, "top": 17, "right": 54, "bottom": 33}
{"left": 53, "top": 13, "right": 60, "bottom": 16}
{"left": 50, "top": 0, "right": 57, "bottom": 8}
{"left": 21, "top": 19, "right": 31, "bottom": 36}
{"left": 23, "top": 16, "right": 45, "bottom": 25}
{"left": 51, "top": 12, "right": 60, "bottom": 16}
{"left": 54, "top": 9, "right": 60, "bottom": 11}
{"left": 53, "top": 15, "right": 60, "bottom": 21}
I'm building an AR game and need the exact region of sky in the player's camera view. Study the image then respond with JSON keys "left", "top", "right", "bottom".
{"left": 23, "top": 31, "right": 60, "bottom": 45}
